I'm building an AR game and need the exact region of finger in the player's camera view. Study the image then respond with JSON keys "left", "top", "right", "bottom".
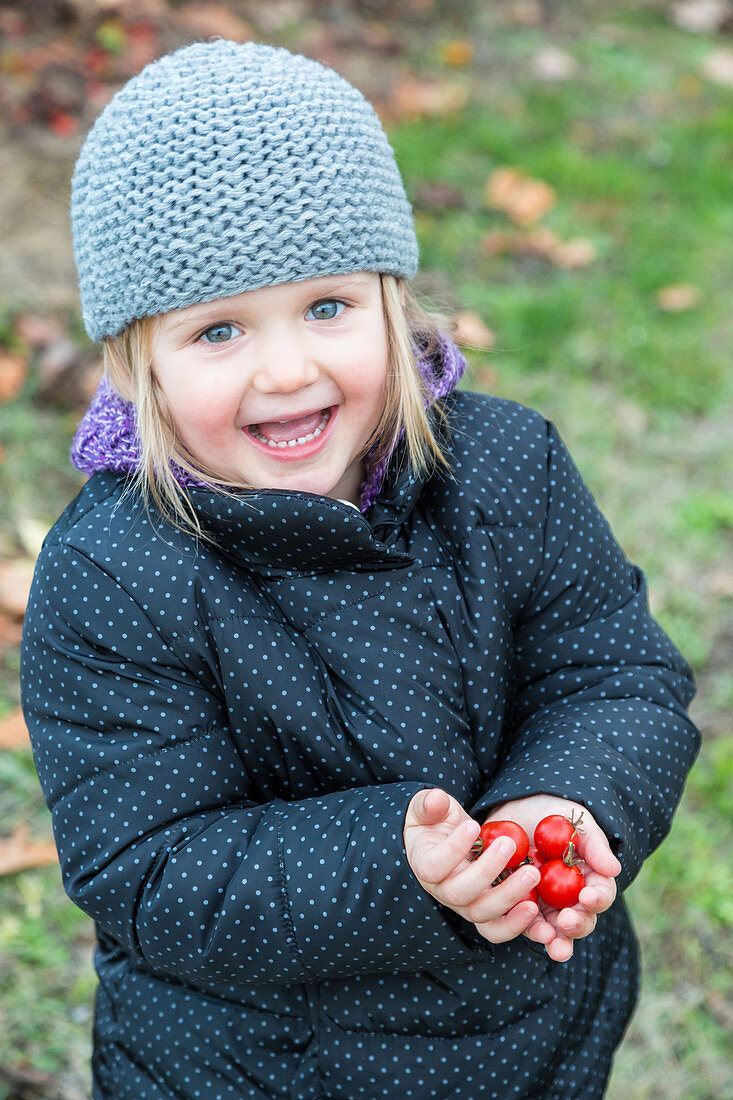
{"left": 575, "top": 826, "right": 621, "bottom": 878}
{"left": 412, "top": 817, "right": 481, "bottom": 885}
{"left": 474, "top": 900, "right": 539, "bottom": 945}
{"left": 556, "top": 906, "right": 597, "bottom": 940}
{"left": 544, "top": 934, "right": 574, "bottom": 963}
{"left": 464, "top": 862, "right": 540, "bottom": 924}
{"left": 440, "top": 837, "right": 523, "bottom": 908}
{"left": 577, "top": 871, "right": 617, "bottom": 914}
{"left": 410, "top": 787, "right": 452, "bottom": 827}
{"left": 523, "top": 915, "right": 555, "bottom": 946}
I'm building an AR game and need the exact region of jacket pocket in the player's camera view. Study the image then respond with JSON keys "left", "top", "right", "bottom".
{"left": 317, "top": 939, "right": 554, "bottom": 1040}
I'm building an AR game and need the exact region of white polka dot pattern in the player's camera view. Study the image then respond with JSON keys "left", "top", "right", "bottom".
{"left": 20, "top": 393, "right": 699, "bottom": 1098}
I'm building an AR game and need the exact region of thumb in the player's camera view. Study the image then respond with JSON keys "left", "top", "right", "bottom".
{"left": 579, "top": 826, "right": 622, "bottom": 878}
{"left": 410, "top": 787, "right": 451, "bottom": 826}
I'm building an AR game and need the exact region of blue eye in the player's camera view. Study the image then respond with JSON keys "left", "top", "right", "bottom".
{"left": 200, "top": 323, "right": 240, "bottom": 345}
{"left": 307, "top": 299, "right": 345, "bottom": 321}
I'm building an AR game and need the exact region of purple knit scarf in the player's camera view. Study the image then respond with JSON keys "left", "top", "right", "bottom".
{"left": 70, "top": 334, "right": 466, "bottom": 513}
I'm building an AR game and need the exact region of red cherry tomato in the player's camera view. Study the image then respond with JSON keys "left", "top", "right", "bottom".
{"left": 534, "top": 813, "right": 582, "bottom": 862}
{"left": 526, "top": 846, "right": 545, "bottom": 870}
{"left": 478, "top": 820, "right": 530, "bottom": 868}
{"left": 537, "top": 859, "right": 584, "bottom": 908}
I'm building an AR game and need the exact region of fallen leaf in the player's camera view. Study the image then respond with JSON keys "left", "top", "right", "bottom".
{"left": 176, "top": 3, "right": 254, "bottom": 43}
{"left": 481, "top": 227, "right": 556, "bottom": 258}
{"left": 0, "top": 559, "right": 35, "bottom": 619}
{"left": 439, "top": 39, "right": 475, "bottom": 67}
{"left": 0, "top": 708, "right": 30, "bottom": 751}
{"left": 36, "top": 339, "right": 103, "bottom": 408}
{"left": 702, "top": 47, "right": 733, "bottom": 88}
{"left": 655, "top": 284, "right": 702, "bottom": 311}
{"left": 49, "top": 109, "right": 78, "bottom": 136}
{"left": 0, "top": 826, "right": 58, "bottom": 876}
{"left": 473, "top": 364, "right": 499, "bottom": 391}
{"left": 672, "top": 0, "right": 733, "bottom": 33}
{"left": 0, "top": 613, "right": 24, "bottom": 650}
{"left": 502, "top": 0, "right": 545, "bottom": 26}
{"left": 0, "top": 1061, "right": 58, "bottom": 1097}
{"left": 0, "top": 352, "right": 27, "bottom": 402}
{"left": 676, "top": 72, "right": 703, "bottom": 99}
{"left": 413, "top": 182, "right": 466, "bottom": 210}
{"left": 613, "top": 401, "right": 650, "bottom": 439}
{"left": 484, "top": 167, "right": 556, "bottom": 227}
{"left": 16, "top": 518, "right": 50, "bottom": 560}
{"left": 14, "top": 313, "right": 65, "bottom": 350}
{"left": 481, "top": 226, "right": 595, "bottom": 269}
{"left": 244, "top": 0, "right": 310, "bottom": 35}
{"left": 551, "top": 237, "right": 597, "bottom": 269}
{"left": 454, "top": 311, "right": 496, "bottom": 350}
{"left": 388, "top": 74, "right": 469, "bottom": 121}
{"left": 531, "top": 45, "right": 578, "bottom": 82}
{"left": 706, "top": 567, "right": 733, "bottom": 597}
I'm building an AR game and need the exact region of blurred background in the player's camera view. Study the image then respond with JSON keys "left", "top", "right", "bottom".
{"left": 0, "top": 1, "right": 731, "bottom": 1097}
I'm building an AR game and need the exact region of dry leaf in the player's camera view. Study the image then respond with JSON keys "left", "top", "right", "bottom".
{"left": 389, "top": 74, "right": 468, "bottom": 121}
{"left": 481, "top": 227, "right": 595, "bottom": 269}
{"left": 0, "top": 613, "right": 24, "bottom": 650}
{"left": 481, "top": 228, "right": 555, "bottom": 258}
{"left": 0, "top": 559, "right": 35, "bottom": 619}
{"left": 0, "top": 708, "right": 30, "bottom": 750}
{"left": 0, "top": 826, "right": 57, "bottom": 876}
{"left": 176, "top": 3, "right": 254, "bottom": 43}
{"left": 484, "top": 167, "right": 556, "bottom": 227}
{"left": 473, "top": 365, "right": 499, "bottom": 391}
{"left": 454, "top": 311, "right": 496, "bottom": 350}
{"left": 676, "top": 73, "right": 703, "bottom": 99}
{"left": 439, "top": 39, "right": 475, "bottom": 67}
{"left": 14, "top": 313, "right": 65, "bottom": 350}
{"left": 655, "top": 284, "right": 702, "bottom": 312}
{"left": 502, "top": 0, "right": 544, "bottom": 26}
{"left": 531, "top": 46, "right": 578, "bottom": 82}
{"left": 551, "top": 238, "right": 597, "bottom": 269}
{"left": 613, "top": 401, "right": 650, "bottom": 439}
{"left": 672, "top": 0, "right": 733, "bottom": 33}
{"left": 413, "top": 182, "right": 466, "bottom": 210}
{"left": 702, "top": 47, "right": 733, "bottom": 88}
{"left": 706, "top": 567, "right": 733, "bottom": 597}
{"left": 16, "top": 518, "right": 50, "bottom": 560}
{"left": 0, "top": 352, "right": 27, "bottom": 402}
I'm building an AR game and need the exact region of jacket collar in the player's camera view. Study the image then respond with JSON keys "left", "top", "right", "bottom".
{"left": 187, "top": 439, "right": 425, "bottom": 577}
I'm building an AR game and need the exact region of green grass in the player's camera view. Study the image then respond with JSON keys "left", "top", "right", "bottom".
{"left": 1, "top": 2, "right": 731, "bottom": 1096}
{"left": 391, "top": 15, "right": 733, "bottom": 415}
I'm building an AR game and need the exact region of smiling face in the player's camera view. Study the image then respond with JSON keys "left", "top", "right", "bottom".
{"left": 150, "top": 272, "right": 390, "bottom": 505}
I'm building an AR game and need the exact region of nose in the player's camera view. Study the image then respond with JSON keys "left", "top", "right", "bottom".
{"left": 251, "top": 338, "right": 320, "bottom": 394}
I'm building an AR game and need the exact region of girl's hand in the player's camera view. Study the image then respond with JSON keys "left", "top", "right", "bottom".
{"left": 484, "top": 795, "right": 621, "bottom": 962}
{"left": 404, "top": 788, "right": 541, "bottom": 944}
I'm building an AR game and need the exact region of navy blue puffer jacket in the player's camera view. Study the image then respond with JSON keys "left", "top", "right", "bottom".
{"left": 21, "top": 390, "right": 699, "bottom": 1099}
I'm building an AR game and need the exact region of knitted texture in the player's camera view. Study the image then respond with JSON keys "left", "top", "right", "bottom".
{"left": 71, "top": 40, "right": 419, "bottom": 342}
{"left": 70, "top": 335, "right": 466, "bottom": 512}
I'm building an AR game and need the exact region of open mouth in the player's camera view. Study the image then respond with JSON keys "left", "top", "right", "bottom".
{"left": 243, "top": 407, "right": 336, "bottom": 458}
{"left": 247, "top": 408, "right": 331, "bottom": 448}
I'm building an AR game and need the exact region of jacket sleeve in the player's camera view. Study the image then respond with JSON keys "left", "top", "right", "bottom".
{"left": 21, "top": 541, "right": 484, "bottom": 987}
{"left": 469, "top": 421, "right": 701, "bottom": 892}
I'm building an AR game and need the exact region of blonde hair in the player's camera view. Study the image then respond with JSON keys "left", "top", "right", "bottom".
{"left": 103, "top": 275, "right": 454, "bottom": 538}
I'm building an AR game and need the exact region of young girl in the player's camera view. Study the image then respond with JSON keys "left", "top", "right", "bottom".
{"left": 21, "top": 40, "right": 700, "bottom": 1100}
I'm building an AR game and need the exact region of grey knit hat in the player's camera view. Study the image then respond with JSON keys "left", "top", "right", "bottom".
{"left": 71, "top": 40, "right": 419, "bottom": 342}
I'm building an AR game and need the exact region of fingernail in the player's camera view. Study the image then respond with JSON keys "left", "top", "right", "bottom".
{"left": 520, "top": 868, "right": 539, "bottom": 886}
{"left": 494, "top": 838, "right": 515, "bottom": 858}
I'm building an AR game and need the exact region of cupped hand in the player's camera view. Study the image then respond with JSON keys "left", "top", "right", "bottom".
{"left": 483, "top": 794, "right": 621, "bottom": 962}
{"left": 404, "top": 788, "right": 541, "bottom": 944}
